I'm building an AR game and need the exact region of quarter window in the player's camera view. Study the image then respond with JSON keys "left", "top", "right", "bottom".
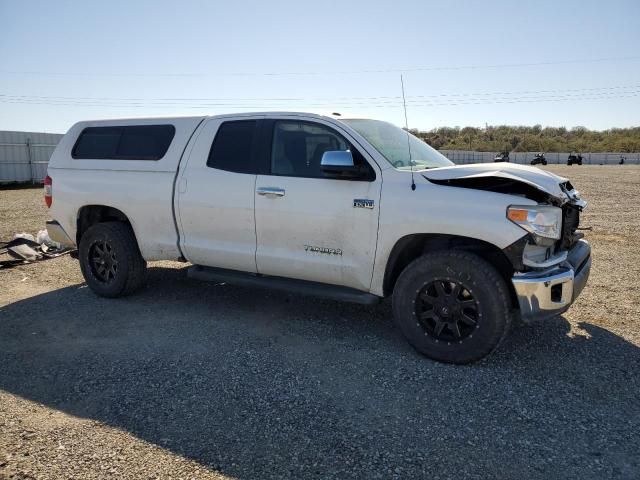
{"left": 207, "top": 121, "right": 258, "bottom": 174}
{"left": 72, "top": 125, "right": 175, "bottom": 160}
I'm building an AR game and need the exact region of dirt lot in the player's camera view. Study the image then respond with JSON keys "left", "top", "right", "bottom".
{"left": 1, "top": 166, "right": 639, "bottom": 479}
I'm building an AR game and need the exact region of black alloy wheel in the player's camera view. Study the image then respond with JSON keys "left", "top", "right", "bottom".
{"left": 79, "top": 222, "right": 147, "bottom": 297}
{"left": 415, "top": 279, "right": 480, "bottom": 342}
{"left": 391, "top": 251, "right": 511, "bottom": 364}
{"left": 89, "top": 239, "right": 118, "bottom": 283}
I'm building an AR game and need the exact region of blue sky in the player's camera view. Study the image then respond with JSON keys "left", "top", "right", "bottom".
{"left": 1, "top": 0, "right": 638, "bottom": 133}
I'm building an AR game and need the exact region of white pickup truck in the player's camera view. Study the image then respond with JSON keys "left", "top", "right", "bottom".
{"left": 45, "top": 112, "right": 591, "bottom": 363}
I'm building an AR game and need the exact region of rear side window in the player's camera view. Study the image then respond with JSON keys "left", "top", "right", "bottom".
{"left": 207, "top": 120, "right": 257, "bottom": 174}
{"left": 72, "top": 125, "right": 175, "bottom": 160}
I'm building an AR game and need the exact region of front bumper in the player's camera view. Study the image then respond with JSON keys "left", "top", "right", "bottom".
{"left": 512, "top": 239, "right": 591, "bottom": 321}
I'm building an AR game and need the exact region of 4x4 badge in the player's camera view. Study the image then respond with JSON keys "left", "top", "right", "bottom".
{"left": 353, "top": 199, "right": 374, "bottom": 209}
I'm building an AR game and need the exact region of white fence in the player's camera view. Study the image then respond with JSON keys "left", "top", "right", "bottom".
{"left": 0, "top": 130, "right": 63, "bottom": 184}
{"left": 2, "top": 129, "right": 639, "bottom": 185}
{"left": 440, "top": 150, "right": 640, "bottom": 165}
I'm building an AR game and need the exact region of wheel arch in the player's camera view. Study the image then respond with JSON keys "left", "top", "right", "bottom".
{"left": 382, "top": 233, "right": 517, "bottom": 305}
{"left": 76, "top": 205, "right": 138, "bottom": 247}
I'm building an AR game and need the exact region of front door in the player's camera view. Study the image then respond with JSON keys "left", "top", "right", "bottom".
{"left": 254, "top": 118, "right": 382, "bottom": 291}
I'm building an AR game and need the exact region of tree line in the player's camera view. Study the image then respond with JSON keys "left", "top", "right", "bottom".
{"left": 412, "top": 125, "right": 640, "bottom": 153}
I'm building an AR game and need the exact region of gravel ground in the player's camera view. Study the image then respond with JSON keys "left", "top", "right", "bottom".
{"left": 1, "top": 165, "right": 639, "bottom": 479}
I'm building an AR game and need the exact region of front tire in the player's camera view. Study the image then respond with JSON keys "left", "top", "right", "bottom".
{"left": 79, "top": 222, "right": 147, "bottom": 298}
{"left": 392, "top": 251, "right": 511, "bottom": 364}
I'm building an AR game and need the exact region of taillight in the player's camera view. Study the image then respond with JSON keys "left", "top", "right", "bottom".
{"left": 44, "top": 175, "right": 52, "bottom": 208}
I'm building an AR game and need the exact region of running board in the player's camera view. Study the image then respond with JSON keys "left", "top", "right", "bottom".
{"left": 187, "top": 265, "right": 380, "bottom": 305}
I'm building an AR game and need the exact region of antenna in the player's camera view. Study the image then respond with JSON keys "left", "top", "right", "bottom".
{"left": 400, "top": 74, "right": 416, "bottom": 191}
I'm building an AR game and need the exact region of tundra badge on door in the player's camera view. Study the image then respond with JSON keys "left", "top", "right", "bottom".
{"left": 353, "top": 199, "right": 374, "bottom": 209}
{"left": 304, "top": 245, "right": 343, "bottom": 255}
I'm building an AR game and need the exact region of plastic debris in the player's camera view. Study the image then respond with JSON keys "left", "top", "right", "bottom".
{"left": 13, "top": 232, "right": 36, "bottom": 242}
{"left": 8, "top": 238, "right": 42, "bottom": 262}
{"left": 37, "top": 229, "right": 62, "bottom": 249}
{"left": 0, "top": 230, "right": 75, "bottom": 269}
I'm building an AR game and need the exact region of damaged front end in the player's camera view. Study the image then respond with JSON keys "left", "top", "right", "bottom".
{"left": 423, "top": 164, "right": 591, "bottom": 321}
{"left": 508, "top": 182, "right": 591, "bottom": 321}
{"left": 511, "top": 237, "right": 591, "bottom": 321}
{"left": 510, "top": 182, "right": 586, "bottom": 270}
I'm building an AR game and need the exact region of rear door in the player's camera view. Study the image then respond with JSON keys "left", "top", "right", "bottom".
{"left": 176, "top": 116, "right": 267, "bottom": 272}
{"left": 254, "top": 117, "right": 382, "bottom": 291}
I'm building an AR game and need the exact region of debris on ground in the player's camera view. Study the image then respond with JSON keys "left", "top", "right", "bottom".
{"left": 0, "top": 229, "right": 74, "bottom": 269}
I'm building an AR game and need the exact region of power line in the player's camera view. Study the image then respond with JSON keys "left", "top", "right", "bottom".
{"left": 1, "top": 91, "right": 637, "bottom": 109}
{"left": 2, "top": 92, "right": 637, "bottom": 108}
{"left": 1, "top": 56, "right": 638, "bottom": 77}
{"left": 1, "top": 83, "right": 639, "bottom": 106}
{"left": 406, "top": 83, "right": 640, "bottom": 99}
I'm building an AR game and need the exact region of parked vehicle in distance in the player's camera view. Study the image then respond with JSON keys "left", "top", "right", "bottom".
{"left": 44, "top": 112, "right": 591, "bottom": 364}
{"left": 567, "top": 153, "right": 584, "bottom": 166}
{"left": 494, "top": 151, "right": 510, "bottom": 162}
{"left": 530, "top": 153, "right": 547, "bottom": 166}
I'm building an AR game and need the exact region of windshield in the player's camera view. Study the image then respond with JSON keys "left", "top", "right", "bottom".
{"left": 341, "top": 119, "right": 454, "bottom": 170}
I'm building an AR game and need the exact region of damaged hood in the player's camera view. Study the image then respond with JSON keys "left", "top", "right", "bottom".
{"left": 422, "top": 162, "right": 569, "bottom": 201}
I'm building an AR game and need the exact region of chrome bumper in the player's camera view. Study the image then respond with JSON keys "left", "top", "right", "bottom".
{"left": 46, "top": 220, "right": 76, "bottom": 248}
{"left": 512, "top": 239, "right": 591, "bottom": 321}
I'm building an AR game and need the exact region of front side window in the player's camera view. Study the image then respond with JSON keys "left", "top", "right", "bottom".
{"left": 341, "top": 119, "right": 453, "bottom": 170}
{"left": 72, "top": 125, "right": 175, "bottom": 160}
{"left": 271, "top": 121, "right": 371, "bottom": 179}
{"left": 207, "top": 120, "right": 257, "bottom": 174}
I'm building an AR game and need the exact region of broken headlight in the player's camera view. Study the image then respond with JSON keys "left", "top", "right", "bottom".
{"left": 507, "top": 205, "right": 562, "bottom": 242}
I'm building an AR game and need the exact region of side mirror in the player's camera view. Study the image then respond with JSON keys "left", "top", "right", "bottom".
{"left": 320, "top": 151, "right": 359, "bottom": 178}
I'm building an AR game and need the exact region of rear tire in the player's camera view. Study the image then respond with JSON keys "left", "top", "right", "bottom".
{"left": 79, "top": 222, "right": 147, "bottom": 298}
{"left": 392, "top": 251, "right": 511, "bottom": 364}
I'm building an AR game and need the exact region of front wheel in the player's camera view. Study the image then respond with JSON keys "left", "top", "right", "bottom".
{"left": 79, "top": 222, "right": 147, "bottom": 298}
{"left": 392, "top": 251, "right": 511, "bottom": 364}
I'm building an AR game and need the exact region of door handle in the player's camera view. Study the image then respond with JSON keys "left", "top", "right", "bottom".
{"left": 256, "top": 187, "right": 285, "bottom": 197}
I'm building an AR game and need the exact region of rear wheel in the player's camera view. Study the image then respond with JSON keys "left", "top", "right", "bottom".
{"left": 79, "top": 222, "right": 147, "bottom": 298}
{"left": 392, "top": 251, "right": 511, "bottom": 364}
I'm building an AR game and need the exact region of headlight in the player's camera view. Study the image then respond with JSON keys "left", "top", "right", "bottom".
{"left": 507, "top": 205, "right": 562, "bottom": 240}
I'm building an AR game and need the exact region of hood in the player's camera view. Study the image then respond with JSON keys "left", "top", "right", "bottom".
{"left": 422, "top": 162, "right": 569, "bottom": 202}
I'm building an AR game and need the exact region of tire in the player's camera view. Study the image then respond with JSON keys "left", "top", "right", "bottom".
{"left": 392, "top": 251, "right": 511, "bottom": 364}
{"left": 79, "top": 222, "right": 147, "bottom": 298}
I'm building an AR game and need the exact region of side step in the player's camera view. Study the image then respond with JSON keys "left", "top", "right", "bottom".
{"left": 187, "top": 265, "right": 380, "bottom": 305}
